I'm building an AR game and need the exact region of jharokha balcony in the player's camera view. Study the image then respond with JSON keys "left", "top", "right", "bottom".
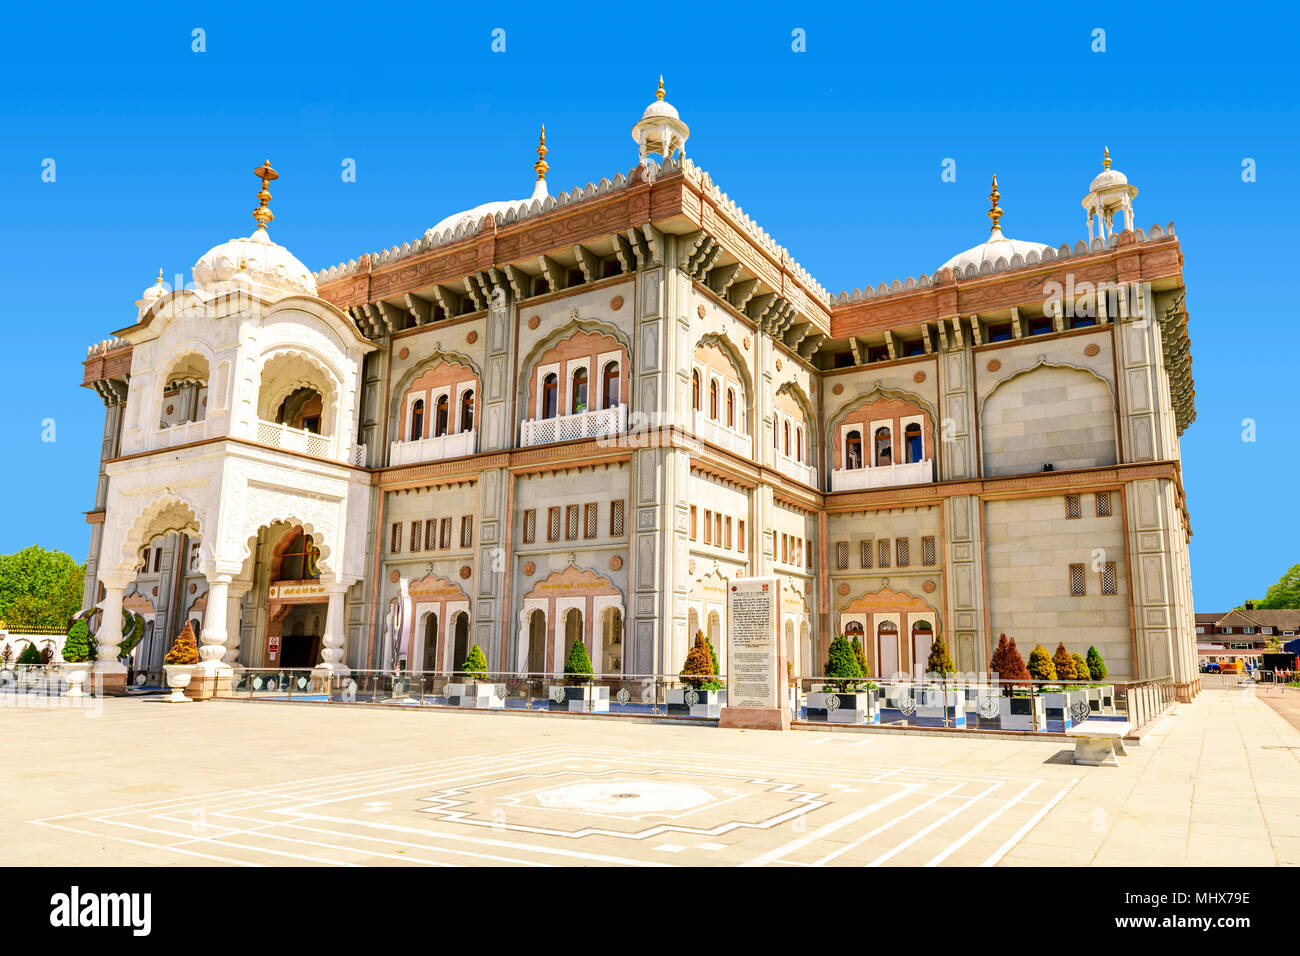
{"left": 256, "top": 418, "right": 333, "bottom": 458}
{"left": 691, "top": 409, "right": 753, "bottom": 458}
{"left": 389, "top": 428, "right": 477, "bottom": 466}
{"left": 830, "top": 458, "right": 933, "bottom": 492}
{"left": 520, "top": 403, "right": 626, "bottom": 447}
{"left": 774, "top": 451, "right": 817, "bottom": 487}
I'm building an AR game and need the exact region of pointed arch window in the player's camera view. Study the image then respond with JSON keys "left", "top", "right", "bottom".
{"left": 874, "top": 426, "right": 892, "bottom": 466}
{"left": 796, "top": 426, "right": 804, "bottom": 463}
{"left": 726, "top": 388, "right": 736, "bottom": 428}
{"left": 409, "top": 399, "right": 425, "bottom": 441}
{"left": 904, "top": 422, "right": 923, "bottom": 463}
{"left": 434, "top": 395, "right": 450, "bottom": 437}
{"left": 542, "top": 373, "right": 558, "bottom": 419}
{"left": 691, "top": 370, "right": 700, "bottom": 411}
{"left": 708, "top": 380, "right": 719, "bottom": 420}
{"left": 783, "top": 420, "right": 791, "bottom": 457}
{"left": 459, "top": 390, "right": 474, "bottom": 433}
{"left": 572, "top": 367, "right": 588, "bottom": 414}
{"left": 845, "top": 430, "right": 863, "bottom": 470}
{"left": 602, "top": 361, "right": 620, "bottom": 409}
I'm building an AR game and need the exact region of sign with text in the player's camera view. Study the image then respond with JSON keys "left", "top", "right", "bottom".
{"left": 726, "top": 577, "right": 780, "bottom": 710}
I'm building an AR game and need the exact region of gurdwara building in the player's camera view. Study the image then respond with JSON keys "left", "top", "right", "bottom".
{"left": 78, "top": 82, "right": 1199, "bottom": 699}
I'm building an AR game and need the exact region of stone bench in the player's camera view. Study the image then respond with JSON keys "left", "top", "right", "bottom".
{"left": 1064, "top": 720, "right": 1132, "bottom": 766}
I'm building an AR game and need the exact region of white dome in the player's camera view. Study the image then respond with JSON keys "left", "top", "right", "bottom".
{"left": 140, "top": 271, "right": 167, "bottom": 304}
{"left": 1090, "top": 167, "right": 1128, "bottom": 192}
{"left": 640, "top": 99, "right": 679, "bottom": 122}
{"left": 193, "top": 226, "right": 316, "bottom": 298}
{"left": 424, "top": 178, "right": 548, "bottom": 240}
{"left": 939, "top": 227, "right": 1052, "bottom": 274}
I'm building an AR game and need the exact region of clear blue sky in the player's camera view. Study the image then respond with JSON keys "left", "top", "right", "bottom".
{"left": 1, "top": 2, "right": 1295, "bottom": 611}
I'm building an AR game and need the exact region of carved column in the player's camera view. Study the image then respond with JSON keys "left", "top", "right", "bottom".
{"left": 314, "top": 584, "right": 350, "bottom": 675}
{"left": 198, "top": 575, "right": 231, "bottom": 674}
{"left": 223, "top": 582, "right": 251, "bottom": 669}
{"left": 95, "top": 584, "right": 127, "bottom": 673}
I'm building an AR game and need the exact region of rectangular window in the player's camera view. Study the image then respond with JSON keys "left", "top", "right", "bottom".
{"left": 189, "top": 542, "right": 201, "bottom": 571}
{"left": 410, "top": 521, "right": 422, "bottom": 552}
{"left": 1070, "top": 563, "right": 1086, "bottom": 596}
{"left": 1102, "top": 562, "right": 1117, "bottom": 595}
{"left": 610, "top": 500, "right": 625, "bottom": 536}
{"left": 835, "top": 541, "right": 848, "bottom": 570}
{"left": 703, "top": 510, "right": 712, "bottom": 545}
{"left": 987, "top": 323, "right": 1013, "bottom": 343}
{"left": 715, "top": 514, "right": 722, "bottom": 547}
{"left": 724, "top": 516, "right": 732, "bottom": 550}
{"left": 461, "top": 516, "right": 473, "bottom": 548}
{"left": 860, "top": 540, "right": 873, "bottom": 569}
{"left": 921, "top": 535, "right": 936, "bottom": 566}
{"left": 1095, "top": 492, "right": 1112, "bottom": 517}
{"left": 1066, "top": 494, "right": 1081, "bottom": 519}
{"left": 796, "top": 538, "right": 803, "bottom": 567}
{"left": 737, "top": 520, "right": 745, "bottom": 552}
{"left": 781, "top": 534, "right": 788, "bottom": 564}
{"left": 878, "top": 539, "right": 890, "bottom": 568}
{"left": 1028, "top": 316, "right": 1053, "bottom": 336}
{"left": 584, "top": 503, "right": 598, "bottom": 539}
{"left": 896, "top": 538, "right": 910, "bottom": 567}
{"left": 426, "top": 519, "right": 437, "bottom": 551}
{"left": 440, "top": 517, "right": 452, "bottom": 550}
{"left": 690, "top": 505, "right": 697, "bottom": 540}
{"left": 867, "top": 344, "right": 890, "bottom": 363}
{"left": 565, "top": 505, "right": 579, "bottom": 541}
{"left": 391, "top": 523, "right": 402, "bottom": 553}
{"left": 547, "top": 507, "right": 561, "bottom": 542}
{"left": 523, "top": 509, "right": 536, "bottom": 544}
{"left": 153, "top": 547, "right": 163, "bottom": 573}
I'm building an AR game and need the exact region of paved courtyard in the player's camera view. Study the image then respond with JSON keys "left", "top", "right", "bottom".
{"left": 1, "top": 687, "right": 1296, "bottom": 866}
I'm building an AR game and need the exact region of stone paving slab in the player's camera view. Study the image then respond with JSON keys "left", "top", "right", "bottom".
{"left": 0, "top": 686, "right": 1294, "bottom": 866}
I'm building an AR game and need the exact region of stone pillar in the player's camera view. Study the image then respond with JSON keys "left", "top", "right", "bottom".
{"left": 314, "top": 585, "right": 350, "bottom": 676}
{"left": 223, "top": 582, "right": 251, "bottom": 669}
{"left": 198, "top": 575, "right": 231, "bottom": 674}
{"left": 95, "top": 582, "right": 127, "bottom": 693}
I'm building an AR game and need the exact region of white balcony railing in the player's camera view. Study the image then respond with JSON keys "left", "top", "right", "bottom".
{"left": 830, "top": 459, "right": 933, "bottom": 492}
{"left": 257, "top": 419, "right": 333, "bottom": 458}
{"left": 520, "top": 404, "right": 626, "bottom": 447}
{"left": 389, "top": 429, "right": 477, "bottom": 466}
{"left": 152, "top": 418, "right": 209, "bottom": 450}
{"left": 352, "top": 443, "right": 368, "bottom": 467}
{"left": 774, "top": 452, "right": 817, "bottom": 487}
{"left": 691, "top": 410, "right": 753, "bottom": 459}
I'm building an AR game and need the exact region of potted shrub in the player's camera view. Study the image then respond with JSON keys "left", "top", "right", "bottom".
{"left": 667, "top": 634, "right": 723, "bottom": 717}
{"left": 807, "top": 634, "right": 878, "bottom": 724}
{"left": 987, "top": 634, "right": 1043, "bottom": 731}
{"left": 1042, "top": 642, "right": 1088, "bottom": 729}
{"left": 549, "top": 637, "right": 609, "bottom": 713}
{"left": 163, "top": 621, "right": 200, "bottom": 703}
{"left": 916, "top": 633, "right": 964, "bottom": 727}
{"left": 444, "top": 643, "right": 505, "bottom": 709}
{"left": 1083, "top": 646, "right": 1115, "bottom": 715}
{"left": 61, "top": 618, "right": 96, "bottom": 698}
{"left": 16, "top": 641, "right": 44, "bottom": 689}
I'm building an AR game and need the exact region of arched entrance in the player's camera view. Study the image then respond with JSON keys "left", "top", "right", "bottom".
{"left": 877, "top": 620, "right": 899, "bottom": 678}
{"left": 420, "top": 613, "right": 439, "bottom": 672}
{"left": 526, "top": 609, "right": 546, "bottom": 674}
{"left": 563, "top": 608, "right": 584, "bottom": 664}
{"left": 452, "top": 615, "right": 470, "bottom": 672}
{"left": 601, "top": 607, "right": 623, "bottom": 676}
{"left": 912, "top": 620, "right": 934, "bottom": 676}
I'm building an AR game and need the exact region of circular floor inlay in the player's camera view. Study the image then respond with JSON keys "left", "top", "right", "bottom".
{"left": 534, "top": 780, "right": 712, "bottom": 815}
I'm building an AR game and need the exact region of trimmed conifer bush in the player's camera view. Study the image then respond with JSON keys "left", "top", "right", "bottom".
{"left": 1071, "top": 652, "right": 1091, "bottom": 683}
{"left": 1086, "top": 645, "right": 1108, "bottom": 680}
{"left": 989, "top": 633, "right": 1030, "bottom": 690}
{"left": 17, "top": 642, "right": 42, "bottom": 666}
{"left": 824, "top": 634, "right": 865, "bottom": 692}
{"left": 460, "top": 642, "right": 489, "bottom": 680}
{"left": 681, "top": 635, "right": 717, "bottom": 690}
{"left": 562, "top": 638, "right": 594, "bottom": 684}
{"left": 1052, "top": 642, "right": 1076, "bottom": 680}
{"left": 62, "top": 618, "right": 96, "bottom": 663}
{"left": 926, "top": 633, "right": 955, "bottom": 677}
{"left": 1027, "top": 644, "right": 1057, "bottom": 681}
{"left": 851, "top": 636, "right": 870, "bottom": 677}
{"left": 164, "top": 621, "right": 200, "bottom": 666}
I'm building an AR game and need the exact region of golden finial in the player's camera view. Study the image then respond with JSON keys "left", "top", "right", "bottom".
{"left": 155, "top": 268, "right": 164, "bottom": 286}
{"left": 533, "top": 125, "right": 549, "bottom": 181}
{"left": 252, "top": 159, "right": 278, "bottom": 229}
{"left": 656, "top": 76, "right": 665, "bottom": 101}
{"left": 988, "top": 174, "right": 1002, "bottom": 233}
{"left": 1103, "top": 146, "right": 1112, "bottom": 170}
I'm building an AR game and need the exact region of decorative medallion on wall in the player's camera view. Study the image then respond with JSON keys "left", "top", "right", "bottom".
{"left": 188, "top": 583, "right": 197, "bottom": 595}
{"left": 805, "top": 581, "right": 812, "bottom": 594}
{"left": 523, "top": 561, "right": 536, "bottom": 576}
{"left": 837, "top": 583, "right": 850, "bottom": 596}
{"left": 165, "top": 404, "right": 174, "bottom": 415}
{"left": 775, "top": 358, "right": 783, "bottom": 371}
{"left": 610, "top": 296, "right": 624, "bottom": 311}
{"left": 398, "top": 347, "right": 409, "bottom": 360}
{"left": 832, "top": 383, "right": 844, "bottom": 395}
{"left": 608, "top": 555, "right": 623, "bottom": 571}
{"left": 527, "top": 315, "right": 540, "bottom": 330}
{"left": 151, "top": 587, "right": 158, "bottom": 597}
{"left": 697, "top": 304, "right": 706, "bottom": 318}
{"left": 1084, "top": 343, "right": 1100, "bottom": 357}
{"left": 922, "top": 580, "right": 936, "bottom": 593}
{"left": 466, "top": 331, "right": 478, "bottom": 344}
{"left": 459, "top": 565, "right": 471, "bottom": 580}
{"left": 388, "top": 570, "right": 400, "bottom": 583}
{"left": 986, "top": 359, "right": 1001, "bottom": 372}
{"left": 743, "top": 336, "right": 750, "bottom": 350}
{"left": 913, "top": 371, "right": 926, "bottom": 384}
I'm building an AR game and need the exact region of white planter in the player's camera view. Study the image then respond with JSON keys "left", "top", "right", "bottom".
{"left": 915, "top": 687, "right": 966, "bottom": 727}
{"left": 1086, "top": 685, "right": 1116, "bottom": 716}
{"left": 62, "top": 662, "right": 91, "bottom": 698}
{"left": 163, "top": 665, "right": 195, "bottom": 703}
{"left": 666, "top": 687, "right": 722, "bottom": 718}
{"left": 1044, "top": 690, "right": 1090, "bottom": 729}
{"left": 807, "top": 689, "right": 879, "bottom": 724}
{"left": 444, "top": 682, "right": 505, "bottom": 709}
{"left": 996, "top": 695, "right": 1045, "bottom": 732}
{"left": 549, "top": 684, "right": 610, "bottom": 713}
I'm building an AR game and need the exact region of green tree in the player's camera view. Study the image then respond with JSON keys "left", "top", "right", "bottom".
{"left": 0, "top": 546, "right": 85, "bottom": 631}
{"left": 562, "top": 638, "right": 593, "bottom": 684}
{"left": 926, "top": 633, "right": 955, "bottom": 677}
{"left": 1052, "top": 642, "right": 1077, "bottom": 680}
{"left": 17, "top": 642, "right": 43, "bottom": 666}
{"left": 62, "top": 618, "right": 96, "bottom": 663}
{"left": 1071, "top": 652, "right": 1092, "bottom": 683}
{"left": 851, "top": 636, "right": 871, "bottom": 677}
{"left": 1085, "top": 645, "right": 1108, "bottom": 680}
{"left": 460, "top": 643, "right": 489, "bottom": 680}
{"left": 1257, "top": 564, "right": 1300, "bottom": 609}
{"left": 824, "top": 634, "right": 865, "bottom": 692}
{"left": 164, "top": 621, "right": 200, "bottom": 665}
{"left": 1027, "top": 644, "right": 1057, "bottom": 681}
